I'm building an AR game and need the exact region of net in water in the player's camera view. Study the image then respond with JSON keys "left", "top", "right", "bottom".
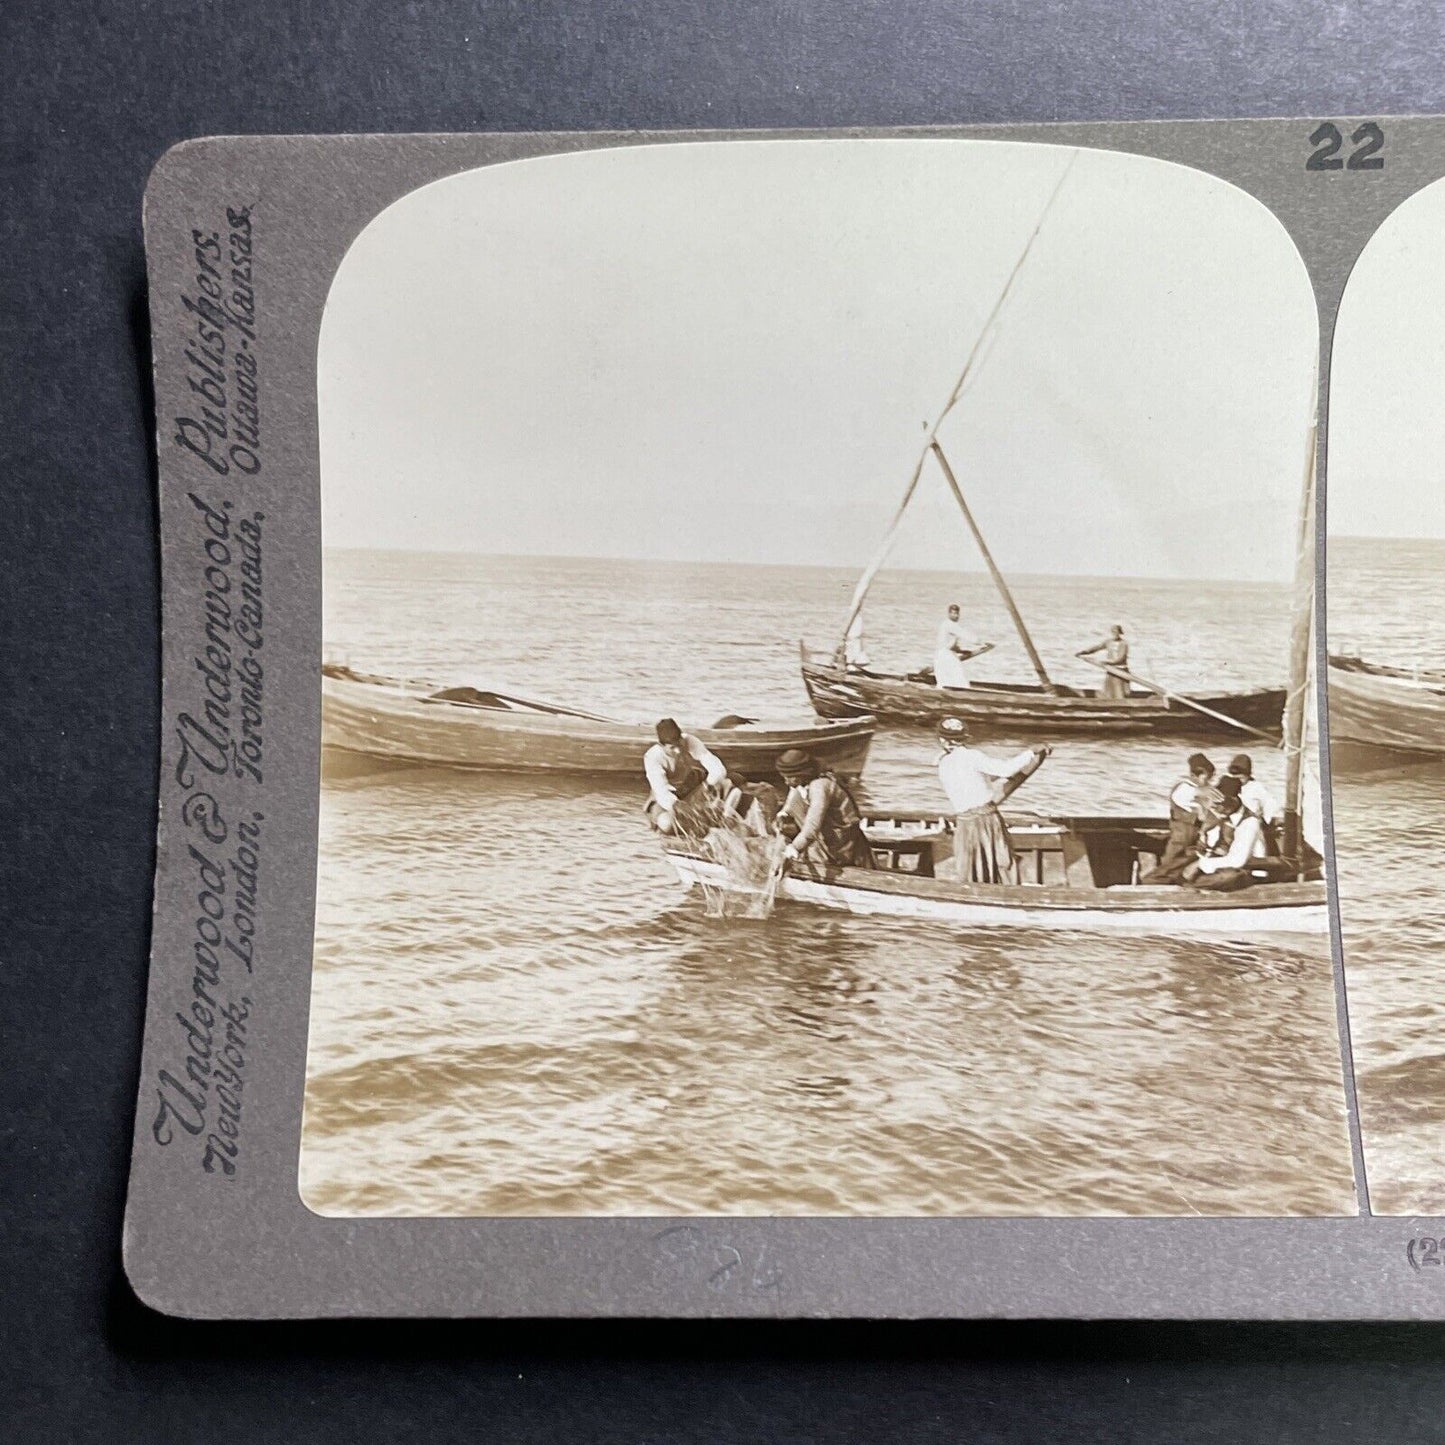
{"left": 696, "top": 819, "right": 787, "bottom": 919}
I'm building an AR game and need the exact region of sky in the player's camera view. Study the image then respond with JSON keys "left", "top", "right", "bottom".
{"left": 318, "top": 138, "right": 1319, "bottom": 583}
{"left": 1329, "top": 176, "right": 1445, "bottom": 541}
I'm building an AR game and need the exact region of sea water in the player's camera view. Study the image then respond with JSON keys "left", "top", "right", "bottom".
{"left": 1329, "top": 535, "right": 1445, "bottom": 1215}
{"left": 299, "top": 550, "right": 1358, "bottom": 1217}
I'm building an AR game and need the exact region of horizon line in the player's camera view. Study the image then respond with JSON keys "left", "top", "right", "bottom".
{"left": 321, "top": 543, "right": 1295, "bottom": 589}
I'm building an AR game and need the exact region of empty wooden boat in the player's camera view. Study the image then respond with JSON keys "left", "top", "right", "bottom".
{"left": 321, "top": 664, "right": 875, "bottom": 777}
{"left": 1327, "top": 654, "right": 1445, "bottom": 756}
{"left": 663, "top": 808, "right": 1327, "bottom": 936}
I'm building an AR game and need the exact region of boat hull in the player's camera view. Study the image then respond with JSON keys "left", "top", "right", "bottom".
{"left": 663, "top": 808, "right": 1326, "bottom": 936}
{"left": 800, "top": 653, "right": 1286, "bottom": 737}
{"left": 322, "top": 673, "right": 875, "bottom": 777}
{"left": 1327, "top": 655, "right": 1445, "bottom": 756}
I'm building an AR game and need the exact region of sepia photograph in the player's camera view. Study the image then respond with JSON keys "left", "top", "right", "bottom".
{"left": 1327, "top": 176, "right": 1445, "bottom": 1215}
{"left": 298, "top": 138, "right": 1357, "bottom": 1218}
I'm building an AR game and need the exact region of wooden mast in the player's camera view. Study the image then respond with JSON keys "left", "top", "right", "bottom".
{"left": 838, "top": 150, "right": 1080, "bottom": 653}
{"left": 930, "top": 440, "right": 1056, "bottom": 693}
{"left": 1281, "top": 411, "right": 1319, "bottom": 870}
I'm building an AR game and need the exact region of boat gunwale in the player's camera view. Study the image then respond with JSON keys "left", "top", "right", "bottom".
{"left": 800, "top": 654, "right": 1284, "bottom": 713}
{"left": 1328, "top": 653, "right": 1445, "bottom": 692}
{"left": 663, "top": 837, "right": 1325, "bottom": 915}
{"left": 322, "top": 672, "right": 877, "bottom": 742}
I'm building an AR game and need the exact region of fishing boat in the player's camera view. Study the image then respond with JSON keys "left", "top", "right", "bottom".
{"left": 321, "top": 664, "right": 875, "bottom": 777}
{"left": 801, "top": 643, "right": 1286, "bottom": 735}
{"left": 663, "top": 808, "right": 1327, "bottom": 936}
{"left": 799, "top": 154, "right": 1284, "bottom": 742}
{"left": 665, "top": 151, "right": 1325, "bottom": 935}
{"left": 1327, "top": 654, "right": 1445, "bottom": 756}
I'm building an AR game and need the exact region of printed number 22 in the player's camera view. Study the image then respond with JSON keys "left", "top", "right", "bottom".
{"left": 1307, "top": 122, "right": 1385, "bottom": 172}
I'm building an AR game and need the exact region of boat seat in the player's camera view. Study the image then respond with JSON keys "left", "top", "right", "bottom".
{"left": 870, "top": 837, "right": 936, "bottom": 878}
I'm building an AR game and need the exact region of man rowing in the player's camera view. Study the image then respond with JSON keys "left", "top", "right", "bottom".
{"left": 644, "top": 717, "right": 729, "bottom": 836}
{"left": 933, "top": 604, "right": 978, "bottom": 689}
{"left": 936, "top": 716, "right": 1049, "bottom": 883}
{"left": 1076, "top": 624, "right": 1130, "bottom": 699}
{"left": 774, "top": 748, "right": 876, "bottom": 870}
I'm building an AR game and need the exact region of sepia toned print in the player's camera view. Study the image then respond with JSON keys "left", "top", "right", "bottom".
{"left": 1327, "top": 177, "right": 1445, "bottom": 1215}
{"left": 299, "top": 139, "right": 1356, "bottom": 1217}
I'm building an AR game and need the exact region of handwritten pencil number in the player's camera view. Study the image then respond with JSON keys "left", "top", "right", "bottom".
{"left": 1307, "top": 122, "right": 1385, "bottom": 172}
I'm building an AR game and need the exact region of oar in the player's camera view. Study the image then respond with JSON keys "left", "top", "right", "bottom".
{"left": 1077, "top": 656, "right": 1275, "bottom": 741}
{"left": 426, "top": 684, "right": 624, "bottom": 725}
{"left": 994, "top": 745, "right": 1050, "bottom": 802}
{"left": 484, "top": 690, "right": 624, "bottom": 724}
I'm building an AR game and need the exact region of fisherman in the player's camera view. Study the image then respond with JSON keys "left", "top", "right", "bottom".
{"left": 1076, "top": 625, "right": 1130, "bottom": 700}
{"left": 1184, "top": 774, "right": 1268, "bottom": 890}
{"left": 933, "top": 604, "right": 977, "bottom": 689}
{"left": 774, "top": 749, "right": 877, "bottom": 870}
{"left": 1140, "top": 752, "right": 1220, "bottom": 884}
{"left": 1227, "top": 753, "right": 1283, "bottom": 853}
{"left": 722, "top": 770, "right": 783, "bottom": 837}
{"left": 935, "top": 716, "right": 1049, "bottom": 883}
{"left": 841, "top": 613, "right": 870, "bottom": 672}
{"left": 644, "top": 718, "right": 729, "bottom": 837}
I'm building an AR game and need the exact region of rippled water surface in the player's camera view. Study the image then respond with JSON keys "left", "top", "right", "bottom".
{"left": 299, "top": 551, "right": 1356, "bottom": 1216}
{"left": 1330, "top": 536, "right": 1445, "bottom": 1215}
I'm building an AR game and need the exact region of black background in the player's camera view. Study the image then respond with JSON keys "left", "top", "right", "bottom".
{"left": 7, "top": 1, "right": 1445, "bottom": 1438}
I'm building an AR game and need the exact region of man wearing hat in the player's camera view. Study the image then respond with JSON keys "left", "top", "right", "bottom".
{"left": 774, "top": 749, "right": 876, "bottom": 870}
{"left": 1226, "top": 753, "right": 1282, "bottom": 852}
{"left": 935, "top": 718, "right": 1049, "bottom": 883}
{"left": 1184, "top": 773, "right": 1269, "bottom": 890}
{"left": 644, "top": 717, "right": 729, "bottom": 836}
{"left": 1140, "top": 751, "right": 1220, "bottom": 883}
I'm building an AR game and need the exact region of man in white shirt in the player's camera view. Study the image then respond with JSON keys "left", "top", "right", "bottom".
{"left": 1227, "top": 754, "right": 1282, "bottom": 851}
{"left": 1186, "top": 774, "right": 1268, "bottom": 890}
{"left": 841, "top": 613, "right": 870, "bottom": 671}
{"left": 933, "top": 604, "right": 977, "bottom": 689}
{"left": 644, "top": 717, "right": 728, "bottom": 836}
{"left": 936, "top": 716, "right": 1049, "bottom": 882}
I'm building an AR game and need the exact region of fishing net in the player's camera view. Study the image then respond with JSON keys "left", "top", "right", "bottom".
{"left": 694, "top": 817, "right": 788, "bottom": 919}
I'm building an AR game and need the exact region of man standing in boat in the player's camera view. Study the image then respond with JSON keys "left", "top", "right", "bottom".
{"left": 933, "top": 604, "right": 978, "bottom": 689}
{"left": 774, "top": 749, "right": 877, "bottom": 870}
{"left": 935, "top": 717, "right": 1049, "bottom": 883}
{"left": 1076, "top": 625, "right": 1131, "bottom": 699}
{"left": 644, "top": 718, "right": 729, "bottom": 837}
{"left": 1141, "top": 752, "right": 1220, "bottom": 883}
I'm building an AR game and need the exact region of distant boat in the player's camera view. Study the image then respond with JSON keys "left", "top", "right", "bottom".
{"left": 663, "top": 807, "right": 1327, "bottom": 935}
{"left": 322, "top": 664, "right": 875, "bottom": 777}
{"left": 801, "top": 643, "right": 1287, "bottom": 736}
{"left": 1328, "top": 654, "right": 1445, "bottom": 756}
{"left": 801, "top": 153, "right": 1282, "bottom": 743}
